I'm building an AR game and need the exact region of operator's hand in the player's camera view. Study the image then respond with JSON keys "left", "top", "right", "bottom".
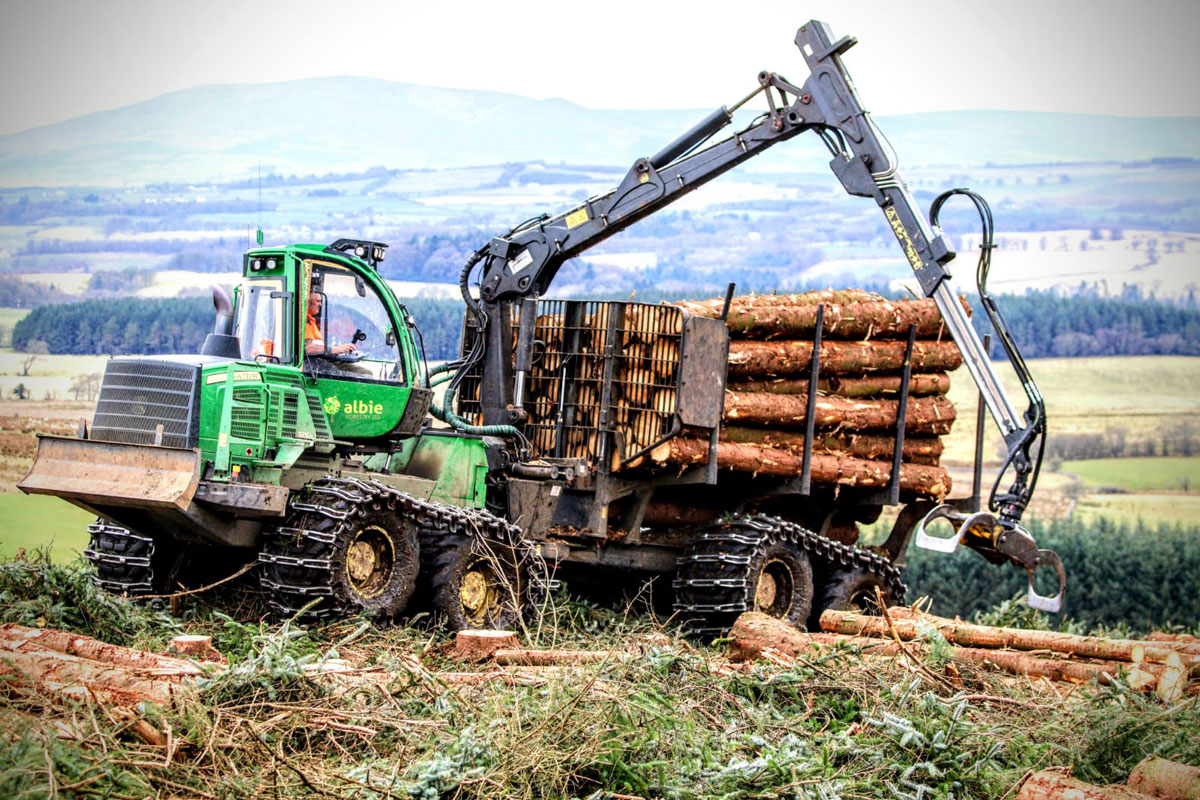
{"left": 331, "top": 342, "right": 357, "bottom": 355}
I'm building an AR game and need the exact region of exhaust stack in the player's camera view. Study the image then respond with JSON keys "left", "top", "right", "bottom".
{"left": 201, "top": 285, "right": 241, "bottom": 358}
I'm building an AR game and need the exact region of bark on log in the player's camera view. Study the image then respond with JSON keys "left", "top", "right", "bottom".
{"left": 723, "top": 391, "right": 956, "bottom": 435}
{"left": 1128, "top": 757, "right": 1200, "bottom": 800}
{"left": 673, "top": 292, "right": 971, "bottom": 340}
{"left": 727, "top": 339, "right": 963, "bottom": 378}
{"left": 729, "top": 612, "right": 1159, "bottom": 686}
{"left": 722, "top": 299, "right": 957, "bottom": 340}
{"left": 651, "top": 439, "right": 952, "bottom": 498}
{"left": 167, "top": 635, "right": 226, "bottom": 664}
{"left": 1018, "top": 772, "right": 1155, "bottom": 800}
{"left": 728, "top": 372, "right": 951, "bottom": 398}
{"left": 1148, "top": 632, "right": 1199, "bottom": 644}
{"left": 492, "top": 649, "right": 621, "bottom": 666}
{"left": 1, "top": 624, "right": 204, "bottom": 676}
{"left": 720, "top": 426, "right": 943, "bottom": 464}
{"left": 672, "top": 289, "right": 884, "bottom": 318}
{"left": 819, "top": 610, "right": 1200, "bottom": 671}
{"left": 453, "top": 630, "right": 521, "bottom": 662}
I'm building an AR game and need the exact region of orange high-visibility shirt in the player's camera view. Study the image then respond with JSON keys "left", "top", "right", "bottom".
{"left": 304, "top": 314, "right": 323, "bottom": 346}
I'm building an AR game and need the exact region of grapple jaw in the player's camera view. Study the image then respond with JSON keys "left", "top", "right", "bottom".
{"left": 914, "top": 503, "right": 1065, "bottom": 613}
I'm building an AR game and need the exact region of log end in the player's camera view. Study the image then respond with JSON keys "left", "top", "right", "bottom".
{"left": 453, "top": 629, "right": 521, "bottom": 662}
{"left": 167, "top": 635, "right": 226, "bottom": 664}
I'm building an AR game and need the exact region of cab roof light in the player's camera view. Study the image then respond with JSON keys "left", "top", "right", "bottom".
{"left": 324, "top": 238, "right": 388, "bottom": 268}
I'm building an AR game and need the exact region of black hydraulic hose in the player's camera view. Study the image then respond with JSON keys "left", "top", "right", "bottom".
{"left": 930, "top": 188, "right": 1047, "bottom": 519}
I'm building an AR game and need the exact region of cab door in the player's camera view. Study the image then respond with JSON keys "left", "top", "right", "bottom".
{"left": 302, "top": 261, "right": 416, "bottom": 440}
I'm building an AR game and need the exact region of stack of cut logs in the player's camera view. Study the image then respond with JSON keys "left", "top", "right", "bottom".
{"left": 520, "top": 302, "right": 687, "bottom": 461}
{"left": 646, "top": 289, "right": 964, "bottom": 499}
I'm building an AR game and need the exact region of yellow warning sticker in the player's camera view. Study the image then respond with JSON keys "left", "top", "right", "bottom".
{"left": 565, "top": 207, "right": 589, "bottom": 229}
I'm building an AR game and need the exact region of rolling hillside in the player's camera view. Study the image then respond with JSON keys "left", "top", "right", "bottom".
{"left": 2, "top": 76, "right": 1199, "bottom": 186}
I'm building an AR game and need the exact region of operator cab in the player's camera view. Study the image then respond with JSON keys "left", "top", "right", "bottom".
{"left": 229, "top": 240, "right": 428, "bottom": 441}
{"left": 233, "top": 242, "right": 408, "bottom": 386}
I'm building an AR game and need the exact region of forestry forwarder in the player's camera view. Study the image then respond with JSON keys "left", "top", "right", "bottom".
{"left": 19, "top": 20, "right": 1063, "bottom": 635}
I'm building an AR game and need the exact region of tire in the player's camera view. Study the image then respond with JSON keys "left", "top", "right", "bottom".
{"left": 673, "top": 520, "right": 814, "bottom": 636}
{"left": 85, "top": 519, "right": 180, "bottom": 596}
{"left": 420, "top": 528, "right": 533, "bottom": 631}
{"left": 808, "top": 565, "right": 900, "bottom": 629}
{"left": 747, "top": 540, "right": 814, "bottom": 629}
{"left": 260, "top": 481, "right": 420, "bottom": 621}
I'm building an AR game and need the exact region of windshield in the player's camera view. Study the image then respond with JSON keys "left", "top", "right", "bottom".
{"left": 304, "top": 263, "right": 404, "bottom": 383}
{"left": 235, "top": 278, "right": 291, "bottom": 363}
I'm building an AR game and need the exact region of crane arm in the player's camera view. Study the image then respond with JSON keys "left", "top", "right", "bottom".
{"left": 467, "top": 19, "right": 1063, "bottom": 611}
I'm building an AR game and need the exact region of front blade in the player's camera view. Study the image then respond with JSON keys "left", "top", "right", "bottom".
{"left": 18, "top": 436, "right": 202, "bottom": 511}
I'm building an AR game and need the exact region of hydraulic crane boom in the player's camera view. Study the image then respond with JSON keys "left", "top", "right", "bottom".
{"left": 463, "top": 20, "right": 1064, "bottom": 611}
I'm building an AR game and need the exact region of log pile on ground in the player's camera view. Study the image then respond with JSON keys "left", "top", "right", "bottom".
{"left": 650, "top": 289, "right": 964, "bottom": 499}
{"left": 726, "top": 608, "right": 1200, "bottom": 698}
{"left": 1017, "top": 757, "right": 1200, "bottom": 800}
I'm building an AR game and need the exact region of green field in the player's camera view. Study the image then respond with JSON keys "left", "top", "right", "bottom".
{"left": 942, "top": 355, "right": 1200, "bottom": 466}
{"left": 1063, "top": 456, "right": 1200, "bottom": 492}
{"left": 0, "top": 493, "right": 92, "bottom": 562}
{"left": 1072, "top": 492, "right": 1200, "bottom": 526}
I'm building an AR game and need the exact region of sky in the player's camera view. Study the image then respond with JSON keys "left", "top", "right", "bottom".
{"left": 1, "top": 0, "right": 1199, "bottom": 136}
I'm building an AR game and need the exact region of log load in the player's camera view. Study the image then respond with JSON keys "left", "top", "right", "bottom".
{"left": 720, "top": 426, "right": 944, "bottom": 466}
{"left": 729, "top": 372, "right": 952, "bottom": 398}
{"left": 723, "top": 391, "right": 956, "bottom": 435}
{"left": 676, "top": 295, "right": 970, "bottom": 340}
{"left": 509, "top": 290, "right": 968, "bottom": 500}
{"left": 726, "top": 339, "right": 964, "bottom": 379}
{"left": 650, "top": 438, "right": 952, "bottom": 498}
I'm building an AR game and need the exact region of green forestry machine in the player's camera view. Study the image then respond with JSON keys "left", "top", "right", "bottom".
{"left": 20, "top": 20, "right": 1064, "bottom": 633}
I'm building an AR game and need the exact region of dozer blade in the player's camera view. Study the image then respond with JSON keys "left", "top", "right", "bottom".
{"left": 18, "top": 436, "right": 202, "bottom": 511}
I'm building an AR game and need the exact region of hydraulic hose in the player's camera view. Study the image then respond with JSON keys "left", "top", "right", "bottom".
{"left": 427, "top": 369, "right": 528, "bottom": 442}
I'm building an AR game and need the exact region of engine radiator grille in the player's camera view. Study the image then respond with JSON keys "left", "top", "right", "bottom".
{"left": 91, "top": 359, "right": 201, "bottom": 449}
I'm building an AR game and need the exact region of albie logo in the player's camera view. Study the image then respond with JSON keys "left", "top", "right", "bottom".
{"left": 321, "top": 395, "right": 383, "bottom": 417}
{"left": 341, "top": 399, "right": 384, "bottom": 415}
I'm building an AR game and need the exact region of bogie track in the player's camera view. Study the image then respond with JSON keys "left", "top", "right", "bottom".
{"left": 673, "top": 514, "right": 905, "bottom": 636}
{"left": 84, "top": 519, "right": 178, "bottom": 596}
{"left": 259, "top": 477, "right": 546, "bottom": 623}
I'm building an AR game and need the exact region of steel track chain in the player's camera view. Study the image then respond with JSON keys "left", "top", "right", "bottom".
{"left": 83, "top": 520, "right": 157, "bottom": 595}
{"left": 673, "top": 513, "right": 905, "bottom": 635}
{"left": 259, "top": 476, "right": 548, "bottom": 619}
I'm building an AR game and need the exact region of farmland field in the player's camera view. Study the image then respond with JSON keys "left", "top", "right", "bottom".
{"left": 0, "top": 493, "right": 91, "bottom": 562}
{"left": 1063, "top": 456, "right": 1200, "bottom": 492}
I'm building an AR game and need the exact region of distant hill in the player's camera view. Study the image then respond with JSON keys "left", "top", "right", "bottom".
{"left": 2, "top": 76, "right": 1198, "bottom": 186}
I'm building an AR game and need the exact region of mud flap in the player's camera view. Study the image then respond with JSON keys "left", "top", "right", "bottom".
{"left": 18, "top": 436, "right": 202, "bottom": 511}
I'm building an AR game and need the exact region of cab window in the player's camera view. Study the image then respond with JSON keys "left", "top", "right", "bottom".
{"left": 236, "top": 278, "right": 291, "bottom": 363}
{"left": 304, "top": 263, "right": 405, "bottom": 384}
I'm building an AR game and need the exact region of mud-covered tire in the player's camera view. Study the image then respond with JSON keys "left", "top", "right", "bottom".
{"left": 85, "top": 519, "right": 180, "bottom": 596}
{"left": 419, "top": 528, "right": 537, "bottom": 631}
{"left": 259, "top": 481, "right": 420, "bottom": 621}
{"left": 748, "top": 540, "right": 814, "bottom": 628}
{"left": 808, "top": 565, "right": 903, "bottom": 629}
{"left": 673, "top": 519, "right": 814, "bottom": 636}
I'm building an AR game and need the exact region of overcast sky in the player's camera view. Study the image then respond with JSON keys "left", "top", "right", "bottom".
{"left": 2, "top": 0, "right": 1198, "bottom": 136}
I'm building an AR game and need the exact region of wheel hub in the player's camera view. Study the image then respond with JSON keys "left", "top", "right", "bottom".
{"left": 344, "top": 525, "right": 395, "bottom": 599}
{"left": 755, "top": 558, "right": 794, "bottom": 617}
{"left": 460, "top": 562, "right": 499, "bottom": 626}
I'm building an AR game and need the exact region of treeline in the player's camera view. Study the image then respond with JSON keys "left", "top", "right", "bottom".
{"left": 904, "top": 516, "right": 1200, "bottom": 630}
{"left": 970, "top": 292, "right": 1200, "bottom": 357}
{"left": 11, "top": 296, "right": 467, "bottom": 360}
{"left": 11, "top": 290, "right": 1200, "bottom": 361}
{"left": 0, "top": 278, "right": 75, "bottom": 309}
